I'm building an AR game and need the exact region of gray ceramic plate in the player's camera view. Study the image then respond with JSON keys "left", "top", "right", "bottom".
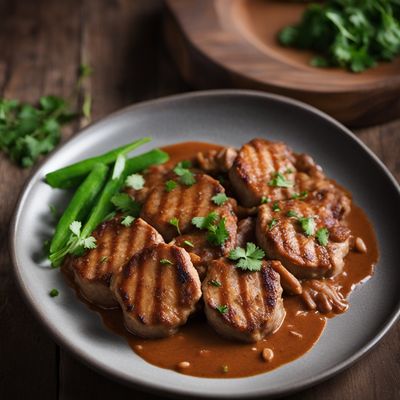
{"left": 10, "top": 90, "right": 400, "bottom": 399}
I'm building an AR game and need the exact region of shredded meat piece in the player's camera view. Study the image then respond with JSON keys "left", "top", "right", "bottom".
{"left": 300, "top": 279, "right": 348, "bottom": 314}
{"left": 196, "top": 147, "right": 237, "bottom": 174}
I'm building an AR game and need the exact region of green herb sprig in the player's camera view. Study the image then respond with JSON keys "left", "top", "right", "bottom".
{"left": 279, "top": 0, "right": 400, "bottom": 73}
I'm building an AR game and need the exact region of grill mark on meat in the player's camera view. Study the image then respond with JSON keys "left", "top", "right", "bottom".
{"left": 132, "top": 253, "right": 146, "bottom": 322}
{"left": 238, "top": 272, "right": 255, "bottom": 332}
{"left": 152, "top": 252, "right": 164, "bottom": 325}
{"left": 266, "top": 141, "right": 278, "bottom": 174}
{"left": 261, "top": 266, "right": 277, "bottom": 310}
{"left": 280, "top": 222, "right": 294, "bottom": 255}
{"left": 172, "top": 246, "right": 191, "bottom": 309}
{"left": 123, "top": 221, "right": 137, "bottom": 264}
{"left": 301, "top": 239, "right": 316, "bottom": 264}
{"left": 252, "top": 145, "right": 264, "bottom": 183}
{"left": 218, "top": 262, "right": 231, "bottom": 322}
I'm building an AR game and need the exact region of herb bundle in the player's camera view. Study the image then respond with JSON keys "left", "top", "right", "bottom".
{"left": 279, "top": 0, "right": 400, "bottom": 72}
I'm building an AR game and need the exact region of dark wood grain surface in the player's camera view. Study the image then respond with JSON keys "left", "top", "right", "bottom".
{"left": 0, "top": 1, "right": 399, "bottom": 399}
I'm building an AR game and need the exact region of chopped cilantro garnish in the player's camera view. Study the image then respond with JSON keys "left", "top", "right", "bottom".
{"left": 212, "top": 193, "right": 228, "bottom": 206}
{"left": 125, "top": 173, "right": 145, "bottom": 190}
{"left": 291, "top": 191, "right": 308, "bottom": 200}
{"left": 0, "top": 96, "right": 77, "bottom": 167}
{"left": 228, "top": 242, "right": 265, "bottom": 271}
{"left": 268, "top": 172, "right": 294, "bottom": 188}
{"left": 216, "top": 305, "right": 228, "bottom": 314}
{"left": 268, "top": 218, "right": 278, "bottom": 230}
{"left": 272, "top": 202, "right": 281, "bottom": 212}
{"left": 192, "top": 212, "right": 228, "bottom": 246}
{"left": 99, "top": 256, "right": 108, "bottom": 264}
{"left": 69, "top": 221, "right": 97, "bottom": 249}
{"left": 192, "top": 211, "right": 218, "bottom": 230}
{"left": 285, "top": 168, "right": 294, "bottom": 174}
{"left": 287, "top": 210, "right": 299, "bottom": 218}
{"left": 160, "top": 259, "right": 173, "bottom": 265}
{"left": 299, "top": 216, "right": 316, "bottom": 236}
{"left": 48, "top": 220, "right": 96, "bottom": 267}
{"left": 209, "top": 279, "right": 222, "bottom": 287}
{"left": 173, "top": 161, "right": 196, "bottom": 186}
{"left": 169, "top": 217, "right": 181, "bottom": 235}
{"left": 261, "top": 196, "right": 271, "bottom": 204}
{"left": 183, "top": 240, "right": 194, "bottom": 248}
{"left": 111, "top": 193, "right": 141, "bottom": 216}
{"left": 207, "top": 218, "right": 229, "bottom": 246}
{"left": 165, "top": 180, "right": 177, "bottom": 192}
{"left": 49, "top": 288, "right": 59, "bottom": 297}
{"left": 121, "top": 215, "right": 135, "bottom": 227}
{"left": 316, "top": 227, "right": 329, "bottom": 246}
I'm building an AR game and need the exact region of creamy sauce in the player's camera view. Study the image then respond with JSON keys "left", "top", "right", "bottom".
{"left": 65, "top": 142, "right": 379, "bottom": 378}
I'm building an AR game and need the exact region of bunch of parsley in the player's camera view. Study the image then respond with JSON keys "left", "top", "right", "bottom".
{"left": 279, "top": 0, "right": 400, "bottom": 72}
{"left": 0, "top": 96, "right": 75, "bottom": 167}
{"left": 0, "top": 64, "right": 92, "bottom": 167}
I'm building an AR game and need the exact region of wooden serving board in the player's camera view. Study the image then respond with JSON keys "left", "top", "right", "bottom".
{"left": 164, "top": 0, "right": 400, "bottom": 127}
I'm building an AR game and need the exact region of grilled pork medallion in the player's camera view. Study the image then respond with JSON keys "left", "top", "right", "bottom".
{"left": 141, "top": 172, "right": 237, "bottom": 244}
{"left": 229, "top": 138, "right": 297, "bottom": 207}
{"left": 256, "top": 200, "right": 351, "bottom": 279}
{"left": 111, "top": 243, "right": 202, "bottom": 338}
{"left": 69, "top": 217, "right": 163, "bottom": 308}
{"left": 203, "top": 258, "right": 285, "bottom": 342}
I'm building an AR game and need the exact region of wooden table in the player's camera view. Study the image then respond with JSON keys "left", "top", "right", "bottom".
{"left": 1, "top": 1, "right": 399, "bottom": 399}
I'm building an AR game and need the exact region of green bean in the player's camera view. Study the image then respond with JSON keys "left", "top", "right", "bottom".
{"left": 45, "top": 137, "right": 151, "bottom": 189}
{"left": 124, "top": 148, "right": 169, "bottom": 177}
{"left": 80, "top": 155, "right": 127, "bottom": 238}
{"left": 49, "top": 163, "right": 109, "bottom": 254}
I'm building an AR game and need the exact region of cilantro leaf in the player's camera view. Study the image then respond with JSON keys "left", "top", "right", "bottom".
{"left": 209, "top": 279, "right": 222, "bottom": 287}
{"left": 287, "top": 210, "right": 299, "bottom": 218}
{"left": 212, "top": 193, "right": 228, "bottom": 206}
{"left": 207, "top": 218, "right": 229, "bottom": 246}
{"left": 268, "top": 218, "right": 279, "bottom": 230}
{"left": 83, "top": 236, "right": 97, "bottom": 249}
{"left": 291, "top": 191, "right": 308, "bottom": 200}
{"left": 160, "top": 259, "right": 173, "bottom": 265}
{"left": 49, "top": 220, "right": 96, "bottom": 267}
{"left": 111, "top": 193, "right": 141, "bottom": 216}
{"left": 261, "top": 196, "right": 271, "bottom": 204}
{"left": 49, "top": 289, "right": 59, "bottom": 297}
{"left": 216, "top": 305, "right": 228, "bottom": 314}
{"left": 272, "top": 201, "right": 281, "bottom": 212}
{"left": 268, "top": 172, "right": 294, "bottom": 188}
{"left": 121, "top": 215, "right": 135, "bottom": 227}
{"left": 316, "top": 227, "right": 329, "bottom": 246}
{"left": 173, "top": 161, "right": 196, "bottom": 186}
{"left": 192, "top": 212, "right": 228, "bottom": 246}
{"left": 192, "top": 211, "right": 218, "bottom": 230}
{"left": 228, "top": 242, "right": 265, "bottom": 271}
{"left": 125, "top": 173, "right": 145, "bottom": 190}
{"left": 165, "top": 180, "right": 177, "bottom": 192}
{"left": 299, "top": 216, "right": 316, "bottom": 236}
{"left": 169, "top": 217, "right": 181, "bottom": 235}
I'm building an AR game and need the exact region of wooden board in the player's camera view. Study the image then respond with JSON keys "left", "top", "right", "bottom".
{"left": 165, "top": 0, "right": 400, "bottom": 127}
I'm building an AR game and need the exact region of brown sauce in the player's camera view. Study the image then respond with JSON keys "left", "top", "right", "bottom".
{"left": 66, "top": 142, "right": 379, "bottom": 378}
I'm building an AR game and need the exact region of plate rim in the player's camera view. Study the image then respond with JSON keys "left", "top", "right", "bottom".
{"left": 9, "top": 89, "right": 400, "bottom": 399}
